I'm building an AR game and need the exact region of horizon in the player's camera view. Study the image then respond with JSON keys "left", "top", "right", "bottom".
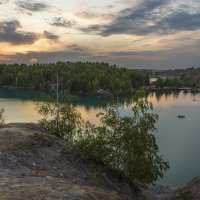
{"left": 0, "top": 61, "right": 199, "bottom": 71}
{"left": 1, "top": 0, "right": 200, "bottom": 69}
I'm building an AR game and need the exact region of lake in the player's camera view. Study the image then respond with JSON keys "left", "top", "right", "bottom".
{"left": 0, "top": 88, "right": 200, "bottom": 187}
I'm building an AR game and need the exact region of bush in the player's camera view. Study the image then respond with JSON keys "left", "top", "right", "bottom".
{"left": 36, "top": 101, "right": 83, "bottom": 142}
{"left": 77, "top": 89, "right": 169, "bottom": 184}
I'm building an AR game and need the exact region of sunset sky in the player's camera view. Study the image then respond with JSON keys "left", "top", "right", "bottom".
{"left": 0, "top": 0, "right": 200, "bottom": 69}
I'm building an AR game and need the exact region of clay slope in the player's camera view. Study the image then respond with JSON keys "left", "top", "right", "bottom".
{"left": 0, "top": 123, "right": 134, "bottom": 200}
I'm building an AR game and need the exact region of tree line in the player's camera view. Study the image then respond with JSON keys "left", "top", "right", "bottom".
{"left": 152, "top": 77, "right": 183, "bottom": 88}
{"left": 0, "top": 62, "right": 149, "bottom": 95}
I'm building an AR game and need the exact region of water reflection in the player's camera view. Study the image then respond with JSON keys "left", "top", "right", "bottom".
{"left": 148, "top": 90, "right": 200, "bottom": 108}
{"left": 0, "top": 99, "right": 41, "bottom": 123}
{"left": 76, "top": 106, "right": 102, "bottom": 124}
{"left": 0, "top": 88, "right": 47, "bottom": 101}
{"left": 149, "top": 90, "right": 180, "bottom": 102}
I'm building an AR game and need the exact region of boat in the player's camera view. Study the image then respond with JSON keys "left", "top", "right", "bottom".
{"left": 177, "top": 115, "right": 186, "bottom": 119}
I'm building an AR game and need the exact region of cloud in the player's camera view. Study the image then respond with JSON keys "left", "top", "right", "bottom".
{"left": 99, "top": 0, "right": 171, "bottom": 36}
{"left": 0, "top": 20, "right": 39, "bottom": 45}
{"left": 0, "top": 0, "right": 7, "bottom": 4}
{"left": 43, "top": 31, "right": 59, "bottom": 41}
{"left": 1, "top": 49, "right": 92, "bottom": 64}
{"left": 79, "top": 0, "right": 170, "bottom": 35}
{"left": 67, "top": 44, "right": 88, "bottom": 52}
{"left": 1, "top": 44, "right": 200, "bottom": 69}
{"left": 0, "top": 20, "right": 59, "bottom": 45}
{"left": 0, "top": 0, "right": 9, "bottom": 4}
{"left": 76, "top": 11, "right": 116, "bottom": 21}
{"left": 106, "top": 5, "right": 115, "bottom": 9}
{"left": 50, "top": 17, "right": 76, "bottom": 28}
{"left": 79, "top": 24, "right": 101, "bottom": 34}
{"left": 16, "top": 1, "right": 50, "bottom": 14}
{"left": 0, "top": 44, "right": 91, "bottom": 63}
{"left": 80, "top": 0, "right": 200, "bottom": 36}
{"left": 158, "top": 12, "right": 200, "bottom": 32}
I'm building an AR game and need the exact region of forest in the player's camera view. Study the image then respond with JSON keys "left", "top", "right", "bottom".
{"left": 0, "top": 62, "right": 149, "bottom": 95}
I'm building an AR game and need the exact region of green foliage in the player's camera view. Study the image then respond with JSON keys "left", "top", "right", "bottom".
{"left": 0, "top": 108, "right": 5, "bottom": 125}
{"left": 179, "top": 68, "right": 200, "bottom": 88}
{"left": 76, "top": 88, "right": 169, "bottom": 184}
{"left": 0, "top": 62, "right": 148, "bottom": 95}
{"left": 153, "top": 77, "right": 183, "bottom": 88}
{"left": 36, "top": 101, "right": 83, "bottom": 141}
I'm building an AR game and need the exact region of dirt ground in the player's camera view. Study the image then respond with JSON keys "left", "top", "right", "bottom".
{"left": 0, "top": 123, "right": 134, "bottom": 200}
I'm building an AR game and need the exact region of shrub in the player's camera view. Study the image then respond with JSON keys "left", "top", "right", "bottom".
{"left": 36, "top": 101, "right": 83, "bottom": 142}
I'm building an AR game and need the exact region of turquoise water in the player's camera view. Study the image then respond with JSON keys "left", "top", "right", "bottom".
{"left": 0, "top": 88, "right": 200, "bottom": 187}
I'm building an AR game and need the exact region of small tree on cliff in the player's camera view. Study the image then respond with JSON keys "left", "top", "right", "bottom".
{"left": 77, "top": 88, "right": 169, "bottom": 183}
{"left": 36, "top": 99, "right": 83, "bottom": 142}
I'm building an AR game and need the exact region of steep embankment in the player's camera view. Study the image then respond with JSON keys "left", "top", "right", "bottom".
{"left": 0, "top": 123, "right": 135, "bottom": 200}
{"left": 0, "top": 123, "right": 198, "bottom": 200}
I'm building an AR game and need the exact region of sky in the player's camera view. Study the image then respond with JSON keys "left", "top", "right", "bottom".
{"left": 0, "top": 0, "right": 200, "bottom": 69}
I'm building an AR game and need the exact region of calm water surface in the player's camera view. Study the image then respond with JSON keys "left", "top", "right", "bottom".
{"left": 0, "top": 88, "right": 200, "bottom": 187}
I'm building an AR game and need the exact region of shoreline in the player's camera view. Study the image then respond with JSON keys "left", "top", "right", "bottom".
{"left": 1, "top": 86, "right": 200, "bottom": 97}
